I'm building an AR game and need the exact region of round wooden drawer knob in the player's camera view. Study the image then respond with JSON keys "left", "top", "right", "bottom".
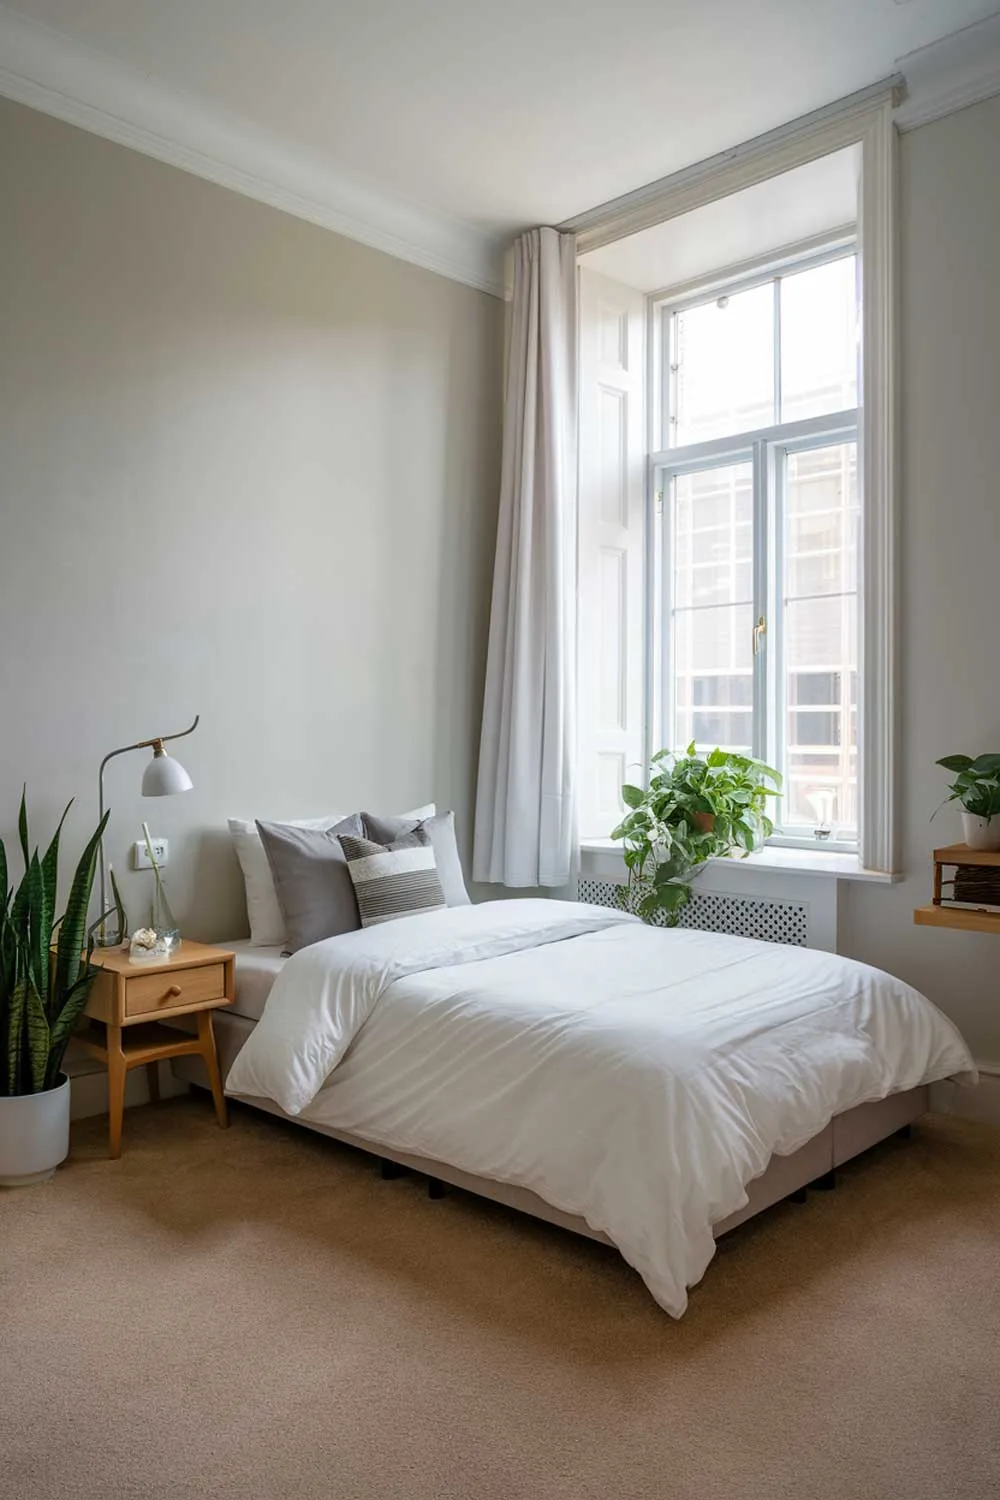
{"left": 166, "top": 984, "right": 182, "bottom": 998}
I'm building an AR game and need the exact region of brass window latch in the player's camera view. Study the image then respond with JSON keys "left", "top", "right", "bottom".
{"left": 752, "top": 615, "right": 767, "bottom": 656}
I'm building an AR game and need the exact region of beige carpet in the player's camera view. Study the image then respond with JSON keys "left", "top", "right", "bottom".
{"left": 3, "top": 1097, "right": 999, "bottom": 1500}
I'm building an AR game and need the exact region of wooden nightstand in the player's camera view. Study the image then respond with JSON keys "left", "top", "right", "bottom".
{"left": 76, "top": 940, "right": 234, "bottom": 1159}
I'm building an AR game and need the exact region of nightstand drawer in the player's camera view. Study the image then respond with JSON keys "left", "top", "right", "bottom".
{"left": 124, "top": 963, "right": 227, "bottom": 1018}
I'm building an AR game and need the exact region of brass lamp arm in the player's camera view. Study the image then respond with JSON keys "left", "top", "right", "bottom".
{"left": 98, "top": 715, "right": 201, "bottom": 785}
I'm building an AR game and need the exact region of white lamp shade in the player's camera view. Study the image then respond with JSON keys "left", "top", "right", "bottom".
{"left": 141, "top": 752, "right": 194, "bottom": 797}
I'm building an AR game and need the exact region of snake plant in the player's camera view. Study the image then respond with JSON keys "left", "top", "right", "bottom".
{"left": 0, "top": 792, "right": 109, "bottom": 1096}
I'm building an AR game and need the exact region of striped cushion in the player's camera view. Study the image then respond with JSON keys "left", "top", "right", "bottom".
{"left": 338, "top": 828, "right": 447, "bottom": 928}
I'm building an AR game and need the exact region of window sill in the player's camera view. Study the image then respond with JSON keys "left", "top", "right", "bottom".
{"left": 578, "top": 839, "right": 901, "bottom": 884}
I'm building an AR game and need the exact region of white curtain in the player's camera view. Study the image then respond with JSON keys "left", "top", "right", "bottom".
{"left": 472, "top": 227, "right": 578, "bottom": 888}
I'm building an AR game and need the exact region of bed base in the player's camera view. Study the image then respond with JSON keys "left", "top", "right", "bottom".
{"left": 171, "top": 1010, "right": 929, "bottom": 1245}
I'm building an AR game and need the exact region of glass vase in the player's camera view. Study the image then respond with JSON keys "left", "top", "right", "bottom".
{"left": 95, "top": 864, "right": 129, "bottom": 948}
{"left": 150, "top": 874, "right": 180, "bottom": 952}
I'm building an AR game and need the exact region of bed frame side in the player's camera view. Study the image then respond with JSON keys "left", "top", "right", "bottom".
{"left": 170, "top": 1011, "right": 929, "bottom": 1245}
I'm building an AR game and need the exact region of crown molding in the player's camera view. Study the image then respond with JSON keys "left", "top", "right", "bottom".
{"left": 0, "top": 5, "right": 505, "bottom": 298}
{"left": 895, "top": 11, "right": 1000, "bottom": 131}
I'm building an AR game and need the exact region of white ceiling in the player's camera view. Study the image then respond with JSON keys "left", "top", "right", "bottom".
{"left": 582, "top": 147, "right": 861, "bottom": 293}
{"left": 5, "top": 0, "right": 998, "bottom": 229}
{"left": 1, "top": 2, "right": 999, "bottom": 292}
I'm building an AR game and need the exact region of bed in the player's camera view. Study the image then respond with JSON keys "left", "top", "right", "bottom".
{"left": 173, "top": 901, "right": 974, "bottom": 1316}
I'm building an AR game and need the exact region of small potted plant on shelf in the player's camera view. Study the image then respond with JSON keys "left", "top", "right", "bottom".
{"left": 0, "top": 793, "right": 108, "bottom": 1187}
{"left": 611, "top": 744, "right": 781, "bottom": 925}
{"left": 934, "top": 752, "right": 1000, "bottom": 851}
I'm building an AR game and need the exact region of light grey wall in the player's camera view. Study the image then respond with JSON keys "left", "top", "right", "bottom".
{"left": 0, "top": 98, "right": 502, "bottom": 941}
{"left": 839, "top": 94, "right": 1000, "bottom": 1063}
{"left": 5, "top": 87, "right": 998, "bottom": 1063}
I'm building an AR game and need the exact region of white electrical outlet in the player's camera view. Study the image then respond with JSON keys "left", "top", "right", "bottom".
{"left": 133, "top": 838, "right": 169, "bottom": 870}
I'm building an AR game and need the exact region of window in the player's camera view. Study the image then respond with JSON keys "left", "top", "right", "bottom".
{"left": 576, "top": 101, "right": 896, "bottom": 868}
{"left": 655, "top": 249, "right": 860, "bottom": 844}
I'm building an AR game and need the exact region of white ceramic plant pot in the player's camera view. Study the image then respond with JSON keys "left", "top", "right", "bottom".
{"left": 961, "top": 811, "right": 1000, "bottom": 852}
{"left": 0, "top": 1074, "right": 70, "bottom": 1187}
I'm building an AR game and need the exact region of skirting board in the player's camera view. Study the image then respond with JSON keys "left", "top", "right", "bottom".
{"left": 66, "top": 1057, "right": 187, "bottom": 1122}
{"left": 930, "top": 1065, "right": 1000, "bottom": 1128}
{"left": 67, "top": 1051, "right": 997, "bottom": 1129}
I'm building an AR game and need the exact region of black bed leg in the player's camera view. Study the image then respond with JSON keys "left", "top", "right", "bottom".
{"left": 810, "top": 1169, "right": 837, "bottom": 1191}
{"left": 380, "top": 1158, "right": 404, "bottom": 1180}
{"left": 896, "top": 1123, "right": 912, "bottom": 1140}
{"left": 788, "top": 1187, "right": 808, "bottom": 1204}
{"left": 427, "top": 1176, "right": 447, "bottom": 1200}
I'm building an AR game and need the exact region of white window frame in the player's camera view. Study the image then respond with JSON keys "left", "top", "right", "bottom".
{"left": 565, "top": 81, "right": 899, "bottom": 872}
{"left": 650, "top": 243, "right": 860, "bottom": 850}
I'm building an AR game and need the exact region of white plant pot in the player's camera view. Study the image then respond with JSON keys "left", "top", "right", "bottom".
{"left": 961, "top": 811, "right": 1000, "bottom": 852}
{"left": 0, "top": 1074, "right": 70, "bottom": 1187}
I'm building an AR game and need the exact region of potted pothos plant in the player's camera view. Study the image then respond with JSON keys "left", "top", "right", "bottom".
{"left": 934, "top": 752, "right": 1000, "bottom": 851}
{"left": 611, "top": 744, "right": 781, "bottom": 925}
{"left": 0, "top": 794, "right": 109, "bottom": 1187}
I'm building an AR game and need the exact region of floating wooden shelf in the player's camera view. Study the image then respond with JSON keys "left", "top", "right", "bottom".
{"left": 932, "top": 844, "right": 1000, "bottom": 869}
{"left": 913, "top": 904, "right": 1000, "bottom": 934}
{"left": 915, "top": 843, "right": 1000, "bottom": 931}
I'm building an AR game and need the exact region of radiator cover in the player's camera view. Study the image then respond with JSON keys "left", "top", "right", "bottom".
{"left": 576, "top": 877, "right": 808, "bottom": 947}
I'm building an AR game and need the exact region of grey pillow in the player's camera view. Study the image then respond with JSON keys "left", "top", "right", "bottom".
{"left": 256, "top": 813, "right": 364, "bottom": 954}
{"left": 339, "top": 829, "right": 446, "bottom": 928}
{"left": 361, "top": 810, "right": 470, "bottom": 907}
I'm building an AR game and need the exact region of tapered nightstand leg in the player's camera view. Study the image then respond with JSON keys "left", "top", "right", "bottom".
{"left": 197, "top": 1011, "right": 229, "bottom": 1128}
{"left": 106, "top": 1025, "right": 126, "bottom": 1160}
{"left": 146, "top": 1061, "right": 161, "bottom": 1104}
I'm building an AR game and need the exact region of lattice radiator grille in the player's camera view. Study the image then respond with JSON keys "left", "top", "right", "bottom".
{"left": 576, "top": 878, "right": 808, "bottom": 947}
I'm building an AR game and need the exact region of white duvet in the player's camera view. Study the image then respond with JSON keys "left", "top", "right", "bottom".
{"left": 225, "top": 899, "right": 974, "bottom": 1316}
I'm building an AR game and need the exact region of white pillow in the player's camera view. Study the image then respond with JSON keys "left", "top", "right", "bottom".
{"left": 228, "top": 804, "right": 436, "bottom": 947}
